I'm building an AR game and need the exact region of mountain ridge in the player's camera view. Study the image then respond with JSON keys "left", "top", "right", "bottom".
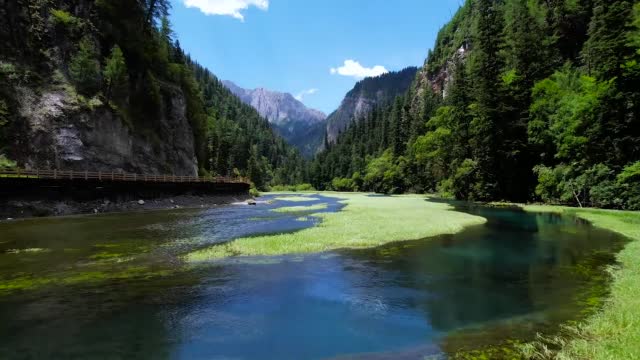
{"left": 222, "top": 80, "right": 327, "bottom": 158}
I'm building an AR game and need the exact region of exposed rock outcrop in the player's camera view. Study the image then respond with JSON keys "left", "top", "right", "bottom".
{"left": 412, "top": 42, "right": 470, "bottom": 107}
{"left": 12, "top": 84, "right": 198, "bottom": 176}
{"left": 222, "top": 80, "right": 327, "bottom": 158}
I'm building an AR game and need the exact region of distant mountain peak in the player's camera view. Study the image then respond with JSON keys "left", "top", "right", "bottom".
{"left": 222, "top": 81, "right": 327, "bottom": 158}
{"left": 222, "top": 81, "right": 326, "bottom": 126}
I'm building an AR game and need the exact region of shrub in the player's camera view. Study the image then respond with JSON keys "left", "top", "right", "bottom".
{"left": 269, "top": 184, "right": 316, "bottom": 192}
{"left": 452, "top": 159, "right": 478, "bottom": 199}
{"left": 103, "top": 45, "right": 129, "bottom": 102}
{"left": 295, "top": 183, "right": 315, "bottom": 191}
{"left": 331, "top": 177, "right": 356, "bottom": 192}
{"left": 436, "top": 178, "right": 455, "bottom": 199}
{"left": 617, "top": 162, "right": 640, "bottom": 210}
{"left": 0, "top": 155, "right": 16, "bottom": 170}
{"left": 69, "top": 37, "right": 101, "bottom": 95}
{"left": 50, "top": 9, "right": 79, "bottom": 28}
{"left": 0, "top": 61, "right": 19, "bottom": 81}
{"left": 249, "top": 184, "right": 260, "bottom": 197}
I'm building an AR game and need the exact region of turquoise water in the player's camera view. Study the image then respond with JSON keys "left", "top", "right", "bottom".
{"left": 0, "top": 195, "right": 627, "bottom": 359}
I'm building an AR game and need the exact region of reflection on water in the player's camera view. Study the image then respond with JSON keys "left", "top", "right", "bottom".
{"left": 0, "top": 195, "right": 628, "bottom": 359}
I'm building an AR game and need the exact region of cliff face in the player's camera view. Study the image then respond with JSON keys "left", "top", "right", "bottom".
{"left": 223, "top": 81, "right": 326, "bottom": 126}
{"left": 11, "top": 84, "right": 197, "bottom": 176}
{"left": 0, "top": 1, "right": 199, "bottom": 176}
{"left": 409, "top": 2, "right": 473, "bottom": 116}
{"left": 411, "top": 42, "right": 470, "bottom": 113}
{"left": 325, "top": 67, "right": 418, "bottom": 143}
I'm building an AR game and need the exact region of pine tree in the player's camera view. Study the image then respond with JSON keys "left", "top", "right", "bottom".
{"left": 143, "top": 0, "right": 171, "bottom": 28}
{"left": 468, "top": 0, "right": 505, "bottom": 199}
{"left": 582, "top": 0, "right": 634, "bottom": 80}
{"left": 499, "top": 0, "right": 548, "bottom": 200}
{"left": 103, "top": 45, "right": 129, "bottom": 102}
{"left": 69, "top": 37, "right": 101, "bottom": 95}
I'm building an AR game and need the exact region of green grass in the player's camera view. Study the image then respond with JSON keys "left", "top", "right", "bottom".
{"left": 274, "top": 196, "right": 321, "bottom": 202}
{"left": 5, "top": 248, "right": 50, "bottom": 254}
{"left": 185, "top": 193, "right": 486, "bottom": 261}
{"left": 0, "top": 174, "right": 38, "bottom": 178}
{"left": 518, "top": 205, "right": 640, "bottom": 360}
{"left": 273, "top": 203, "right": 328, "bottom": 213}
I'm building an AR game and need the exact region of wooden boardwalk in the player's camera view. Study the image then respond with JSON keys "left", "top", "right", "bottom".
{"left": 0, "top": 169, "right": 249, "bottom": 185}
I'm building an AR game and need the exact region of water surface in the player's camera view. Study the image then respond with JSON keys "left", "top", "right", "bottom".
{"left": 0, "top": 195, "right": 627, "bottom": 359}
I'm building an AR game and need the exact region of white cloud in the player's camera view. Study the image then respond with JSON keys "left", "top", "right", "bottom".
{"left": 294, "top": 88, "right": 318, "bottom": 101}
{"left": 330, "top": 60, "right": 388, "bottom": 79}
{"left": 183, "top": 0, "right": 269, "bottom": 21}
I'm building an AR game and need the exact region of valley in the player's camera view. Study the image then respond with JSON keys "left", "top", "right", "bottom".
{"left": 1, "top": 0, "right": 639, "bottom": 359}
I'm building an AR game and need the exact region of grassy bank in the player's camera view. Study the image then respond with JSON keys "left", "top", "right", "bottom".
{"left": 519, "top": 205, "right": 640, "bottom": 360}
{"left": 273, "top": 203, "right": 328, "bottom": 213}
{"left": 186, "top": 193, "right": 486, "bottom": 261}
{"left": 273, "top": 196, "right": 321, "bottom": 202}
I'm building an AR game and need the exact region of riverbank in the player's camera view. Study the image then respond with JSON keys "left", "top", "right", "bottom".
{"left": 186, "top": 193, "right": 487, "bottom": 261}
{"left": 512, "top": 205, "right": 640, "bottom": 360}
{"left": 0, "top": 193, "right": 252, "bottom": 220}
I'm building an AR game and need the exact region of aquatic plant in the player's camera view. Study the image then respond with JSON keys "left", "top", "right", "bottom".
{"left": 185, "top": 193, "right": 485, "bottom": 261}
{"left": 273, "top": 203, "right": 328, "bottom": 213}
{"left": 519, "top": 205, "right": 640, "bottom": 359}
{"left": 274, "top": 196, "right": 321, "bottom": 202}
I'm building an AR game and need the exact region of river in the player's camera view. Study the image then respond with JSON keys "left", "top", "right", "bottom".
{"left": 0, "top": 194, "right": 627, "bottom": 359}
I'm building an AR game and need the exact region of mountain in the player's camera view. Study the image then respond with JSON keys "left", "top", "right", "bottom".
{"left": 325, "top": 67, "right": 418, "bottom": 143}
{"left": 222, "top": 81, "right": 326, "bottom": 158}
{"left": 0, "top": 0, "right": 306, "bottom": 189}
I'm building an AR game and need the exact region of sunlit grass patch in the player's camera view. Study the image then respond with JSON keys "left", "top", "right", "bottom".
{"left": 519, "top": 204, "right": 640, "bottom": 360}
{"left": 5, "top": 248, "right": 51, "bottom": 254}
{"left": 273, "top": 203, "right": 328, "bottom": 213}
{"left": 274, "top": 196, "right": 321, "bottom": 202}
{"left": 89, "top": 252, "right": 127, "bottom": 260}
{"left": 0, "top": 265, "right": 177, "bottom": 295}
{"left": 186, "top": 193, "right": 486, "bottom": 261}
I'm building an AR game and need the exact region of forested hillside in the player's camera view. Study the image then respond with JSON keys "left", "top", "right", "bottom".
{"left": 325, "top": 67, "right": 417, "bottom": 143}
{"left": 190, "top": 62, "right": 307, "bottom": 188}
{"left": 312, "top": 0, "right": 640, "bottom": 210}
{"left": 0, "top": 0, "right": 305, "bottom": 189}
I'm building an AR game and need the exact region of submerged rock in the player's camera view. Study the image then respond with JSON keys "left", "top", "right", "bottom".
{"left": 247, "top": 200, "right": 257, "bottom": 206}
{"left": 138, "top": 200, "right": 145, "bottom": 205}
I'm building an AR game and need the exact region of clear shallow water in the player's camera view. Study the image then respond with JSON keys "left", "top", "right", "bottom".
{"left": 0, "top": 195, "right": 628, "bottom": 359}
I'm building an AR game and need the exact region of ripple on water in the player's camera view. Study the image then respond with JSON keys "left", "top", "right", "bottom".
{"left": 0, "top": 197, "right": 629, "bottom": 359}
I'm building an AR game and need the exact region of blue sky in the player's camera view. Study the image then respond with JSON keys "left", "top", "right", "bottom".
{"left": 170, "top": 0, "right": 464, "bottom": 114}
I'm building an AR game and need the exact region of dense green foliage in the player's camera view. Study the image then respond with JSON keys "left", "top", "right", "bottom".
{"left": 312, "top": 0, "right": 640, "bottom": 209}
{"left": 0, "top": 0, "right": 305, "bottom": 189}
{"left": 324, "top": 67, "right": 418, "bottom": 143}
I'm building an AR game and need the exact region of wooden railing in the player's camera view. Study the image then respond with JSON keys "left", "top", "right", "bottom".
{"left": 0, "top": 169, "right": 249, "bottom": 185}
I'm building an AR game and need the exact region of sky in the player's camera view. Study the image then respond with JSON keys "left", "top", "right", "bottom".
{"left": 170, "top": 0, "right": 465, "bottom": 114}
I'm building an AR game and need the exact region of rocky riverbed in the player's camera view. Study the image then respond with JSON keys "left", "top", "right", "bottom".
{"left": 0, "top": 194, "right": 253, "bottom": 220}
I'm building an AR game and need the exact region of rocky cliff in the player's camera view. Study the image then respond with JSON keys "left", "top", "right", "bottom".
{"left": 0, "top": 0, "right": 200, "bottom": 176}
{"left": 12, "top": 83, "right": 198, "bottom": 176}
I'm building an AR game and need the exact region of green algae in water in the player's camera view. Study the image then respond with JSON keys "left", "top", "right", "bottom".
{"left": 441, "top": 247, "right": 622, "bottom": 359}
{"left": 0, "top": 195, "right": 631, "bottom": 359}
{"left": 274, "top": 196, "right": 321, "bottom": 202}
{"left": 5, "top": 248, "right": 51, "bottom": 254}
{"left": 272, "top": 203, "right": 329, "bottom": 213}
{"left": 0, "top": 266, "right": 181, "bottom": 296}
